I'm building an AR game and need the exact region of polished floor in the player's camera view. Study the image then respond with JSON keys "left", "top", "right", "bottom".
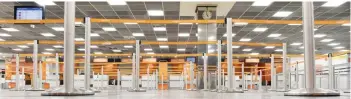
{"left": 0, "top": 88, "right": 350, "bottom": 99}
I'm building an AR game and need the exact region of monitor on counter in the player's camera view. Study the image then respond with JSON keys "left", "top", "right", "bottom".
{"left": 14, "top": 6, "right": 44, "bottom": 20}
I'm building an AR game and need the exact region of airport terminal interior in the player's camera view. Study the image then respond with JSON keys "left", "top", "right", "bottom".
{"left": 0, "top": 0, "right": 350, "bottom": 98}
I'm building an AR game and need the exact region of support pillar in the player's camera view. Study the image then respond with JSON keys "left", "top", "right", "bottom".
{"left": 128, "top": 40, "right": 146, "bottom": 92}
{"left": 278, "top": 43, "right": 289, "bottom": 92}
{"left": 269, "top": 54, "right": 276, "bottom": 91}
{"left": 10, "top": 54, "right": 23, "bottom": 91}
{"left": 242, "top": 63, "right": 247, "bottom": 91}
{"left": 26, "top": 40, "right": 44, "bottom": 91}
{"left": 284, "top": 1, "right": 339, "bottom": 96}
{"left": 328, "top": 53, "right": 336, "bottom": 90}
{"left": 203, "top": 53, "right": 208, "bottom": 91}
{"left": 345, "top": 53, "right": 350, "bottom": 93}
{"left": 214, "top": 40, "right": 222, "bottom": 92}
{"left": 55, "top": 53, "right": 60, "bottom": 88}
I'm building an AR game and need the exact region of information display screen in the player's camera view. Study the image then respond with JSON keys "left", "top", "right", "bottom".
{"left": 14, "top": 6, "right": 44, "bottom": 20}
{"left": 186, "top": 57, "right": 196, "bottom": 63}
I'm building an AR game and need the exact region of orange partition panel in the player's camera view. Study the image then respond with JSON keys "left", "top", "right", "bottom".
{"left": 158, "top": 62, "right": 168, "bottom": 90}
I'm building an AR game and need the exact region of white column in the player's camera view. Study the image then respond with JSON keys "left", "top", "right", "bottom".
{"left": 226, "top": 18, "right": 234, "bottom": 90}
{"left": 84, "top": 17, "right": 91, "bottom": 90}
{"left": 217, "top": 40, "right": 222, "bottom": 90}
{"left": 39, "top": 61, "right": 43, "bottom": 89}
{"left": 295, "top": 62, "right": 299, "bottom": 89}
{"left": 32, "top": 40, "right": 38, "bottom": 89}
{"left": 270, "top": 54, "right": 276, "bottom": 90}
{"left": 63, "top": 1, "right": 76, "bottom": 92}
{"left": 241, "top": 63, "right": 245, "bottom": 90}
{"left": 135, "top": 40, "right": 141, "bottom": 90}
{"left": 55, "top": 53, "right": 60, "bottom": 87}
{"left": 15, "top": 54, "right": 20, "bottom": 90}
{"left": 203, "top": 53, "right": 208, "bottom": 90}
{"left": 282, "top": 43, "right": 288, "bottom": 91}
{"left": 328, "top": 54, "right": 335, "bottom": 90}
{"left": 132, "top": 53, "right": 136, "bottom": 89}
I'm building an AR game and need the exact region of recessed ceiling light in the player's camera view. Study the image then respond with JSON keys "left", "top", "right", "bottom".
{"left": 320, "top": 39, "right": 334, "bottom": 42}
{"left": 179, "top": 23, "right": 192, "bottom": 25}
{"left": 45, "top": 48, "right": 55, "bottom": 51}
{"left": 132, "top": 33, "right": 144, "bottom": 36}
{"left": 35, "top": 0, "right": 56, "bottom": 6}
{"left": 147, "top": 10, "right": 164, "bottom": 16}
{"left": 253, "top": 27, "right": 268, "bottom": 32}
{"left": 2, "top": 28, "right": 19, "bottom": 32}
{"left": 265, "top": 46, "right": 275, "bottom": 49}
{"left": 102, "top": 27, "right": 116, "bottom": 31}
{"left": 252, "top": 1, "right": 273, "bottom": 6}
{"left": 288, "top": 24, "right": 302, "bottom": 26}
{"left": 234, "top": 22, "right": 248, "bottom": 26}
{"left": 91, "top": 45, "right": 99, "bottom": 49}
{"left": 42, "top": 52, "right": 52, "bottom": 55}
{"left": 0, "top": 33, "right": 11, "bottom": 37}
{"left": 322, "top": 1, "right": 346, "bottom": 7}
{"left": 146, "top": 52, "right": 155, "bottom": 54}
{"left": 75, "top": 38, "right": 85, "bottom": 41}
{"left": 107, "top": 0, "right": 126, "bottom": 5}
{"left": 18, "top": 45, "right": 29, "bottom": 48}
{"left": 78, "top": 48, "right": 85, "bottom": 51}
{"left": 208, "top": 36, "right": 216, "bottom": 41}
{"left": 94, "top": 52, "right": 103, "bottom": 54}
{"left": 124, "top": 22, "right": 137, "bottom": 25}
{"left": 124, "top": 45, "right": 133, "bottom": 48}
{"left": 160, "top": 45, "right": 169, "bottom": 48}
{"left": 342, "top": 23, "right": 350, "bottom": 26}
{"left": 290, "top": 43, "right": 302, "bottom": 46}
{"left": 91, "top": 33, "right": 100, "bottom": 37}
{"left": 232, "top": 46, "right": 240, "bottom": 48}
{"left": 41, "top": 33, "right": 55, "bottom": 37}
{"left": 267, "top": 34, "right": 281, "bottom": 37}
{"left": 144, "top": 48, "right": 153, "bottom": 51}
{"left": 153, "top": 27, "right": 166, "bottom": 31}
{"left": 196, "top": 33, "right": 198, "bottom": 37}
{"left": 333, "top": 46, "right": 344, "bottom": 49}
{"left": 299, "top": 46, "right": 304, "bottom": 49}
{"left": 53, "top": 45, "right": 63, "bottom": 48}
{"left": 178, "top": 33, "right": 190, "bottom": 37}
{"left": 112, "top": 49, "right": 122, "bottom": 52}
{"left": 177, "top": 49, "right": 186, "bottom": 51}
{"left": 239, "top": 38, "right": 251, "bottom": 42}
{"left": 243, "top": 49, "right": 252, "bottom": 52}
{"left": 157, "top": 38, "right": 168, "bottom": 41}
{"left": 314, "top": 34, "right": 326, "bottom": 38}
{"left": 12, "top": 48, "right": 22, "bottom": 51}
{"left": 0, "top": 38, "right": 5, "bottom": 41}
{"left": 273, "top": 11, "right": 293, "bottom": 17}
{"left": 208, "top": 49, "right": 216, "bottom": 53}
{"left": 51, "top": 27, "right": 64, "bottom": 31}
{"left": 340, "top": 50, "right": 349, "bottom": 52}
{"left": 223, "top": 33, "right": 236, "bottom": 37}
{"left": 328, "top": 43, "right": 340, "bottom": 46}
{"left": 250, "top": 53, "right": 259, "bottom": 55}
{"left": 275, "top": 49, "right": 283, "bottom": 52}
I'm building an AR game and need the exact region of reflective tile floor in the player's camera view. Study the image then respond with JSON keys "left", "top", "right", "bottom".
{"left": 0, "top": 89, "right": 349, "bottom": 99}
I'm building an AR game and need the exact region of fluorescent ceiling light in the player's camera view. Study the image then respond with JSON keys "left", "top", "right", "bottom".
{"left": 78, "top": 48, "right": 85, "bottom": 51}
{"left": 18, "top": 45, "right": 29, "bottom": 48}
{"left": 179, "top": 23, "right": 192, "bottom": 25}
{"left": 75, "top": 22, "right": 83, "bottom": 25}
{"left": 102, "top": 27, "right": 116, "bottom": 31}
{"left": 91, "top": 33, "right": 100, "bottom": 37}
{"left": 290, "top": 43, "right": 302, "bottom": 46}
{"left": 132, "top": 33, "right": 144, "bottom": 36}
{"left": 0, "top": 38, "right": 5, "bottom": 41}
{"left": 147, "top": 10, "right": 164, "bottom": 16}
{"left": 147, "top": 52, "right": 155, "bottom": 54}
{"left": 320, "top": 39, "right": 334, "bottom": 42}
{"left": 42, "top": 52, "right": 52, "bottom": 55}
{"left": 267, "top": 34, "right": 281, "bottom": 37}
{"left": 275, "top": 49, "right": 283, "bottom": 52}
{"left": 223, "top": 33, "right": 236, "bottom": 37}
{"left": 94, "top": 52, "right": 103, "bottom": 54}
{"left": 124, "top": 45, "right": 133, "bottom": 48}
{"left": 124, "top": 22, "right": 137, "bottom": 25}
{"left": 178, "top": 33, "right": 190, "bottom": 37}
{"left": 314, "top": 34, "right": 326, "bottom": 38}
{"left": 75, "top": 38, "right": 85, "bottom": 41}
{"left": 232, "top": 46, "right": 240, "bottom": 48}
{"left": 342, "top": 23, "right": 350, "bottom": 26}
{"left": 208, "top": 49, "right": 216, "bottom": 53}
{"left": 41, "top": 33, "right": 55, "bottom": 37}
{"left": 250, "top": 53, "right": 259, "bottom": 55}
{"left": 340, "top": 50, "right": 349, "bottom": 52}
{"left": 196, "top": 33, "right": 198, "bottom": 37}
{"left": 265, "top": 46, "right": 275, "bottom": 49}
{"left": 252, "top": 1, "right": 273, "bottom": 6}
{"left": 91, "top": 45, "right": 99, "bottom": 49}
{"left": 160, "top": 45, "right": 169, "bottom": 48}
{"left": 0, "top": 33, "right": 11, "bottom": 37}
{"left": 243, "top": 49, "right": 252, "bottom": 52}
{"left": 45, "top": 48, "right": 55, "bottom": 51}
{"left": 2, "top": 28, "right": 19, "bottom": 32}
{"left": 153, "top": 27, "right": 166, "bottom": 31}
{"left": 112, "top": 49, "right": 122, "bottom": 52}
{"left": 144, "top": 48, "right": 153, "bottom": 51}
{"left": 239, "top": 38, "right": 251, "bottom": 42}
{"left": 299, "top": 46, "right": 304, "bottom": 49}
{"left": 253, "top": 27, "right": 268, "bottom": 32}
{"left": 12, "top": 48, "right": 22, "bottom": 51}
{"left": 157, "top": 38, "right": 168, "bottom": 41}
{"left": 208, "top": 36, "right": 216, "bottom": 41}
{"left": 322, "top": 1, "right": 346, "bottom": 7}
{"left": 53, "top": 45, "right": 63, "bottom": 48}
{"left": 273, "top": 11, "right": 293, "bottom": 17}
{"left": 328, "top": 43, "right": 340, "bottom": 46}
{"left": 52, "top": 27, "right": 64, "bottom": 31}
{"left": 234, "top": 22, "right": 248, "bottom": 26}
{"left": 107, "top": 0, "right": 126, "bottom": 5}
{"left": 35, "top": 0, "right": 56, "bottom": 6}
{"left": 333, "top": 46, "right": 344, "bottom": 49}
{"left": 177, "top": 49, "right": 186, "bottom": 51}
{"left": 288, "top": 24, "right": 302, "bottom": 26}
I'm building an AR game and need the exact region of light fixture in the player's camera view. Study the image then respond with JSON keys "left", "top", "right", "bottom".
{"left": 250, "top": 53, "right": 259, "bottom": 55}
{"left": 290, "top": 43, "right": 302, "bottom": 46}
{"left": 196, "top": 33, "right": 198, "bottom": 37}
{"left": 91, "top": 45, "right": 99, "bottom": 49}
{"left": 0, "top": 33, "right": 11, "bottom": 37}
{"left": 275, "top": 49, "right": 283, "bottom": 52}
{"left": 147, "top": 10, "right": 164, "bottom": 16}
{"left": 234, "top": 22, "right": 248, "bottom": 26}
{"left": 321, "top": 1, "right": 346, "bottom": 7}
{"left": 272, "top": 11, "right": 293, "bottom": 17}
{"left": 18, "top": 45, "right": 29, "bottom": 48}
{"left": 2, "top": 28, "right": 19, "bottom": 32}
{"left": 299, "top": 46, "right": 304, "bottom": 49}
{"left": 160, "top": 45, "right": 169, "bottom": 48}
{"left": 53, "top": 45, "right": 63, "bottom": 48}
{"left": 51, "top": 27, "right": 64, "bottom": 31}
{"left": 178, "top": 33, "right": 190, "bottom": 37}
{"left": 328, "top": 43, "right": 340, "bottom": 46}
{"left": 146, "top": 52, "right": 155, "bottom": 54}
{"left": 45, "top": 48, "right": 55, "bottom": 51}
{"left": 223, "top": 33, "right": 236, "bottom": 37}
{"left": 320, "top": 39, "right": 334, "bottom": 42}
{"left": 35, "top": 0, "right": 56, "bottom": 6}
{"left": 252, "top": 0, "right": 273, "bottom": 6}
{"left": 42, "top": 52, "right": 52, "bottom": 55}
{"left": 342, "top": 23, "right": 350, "bottom": 26}
{"left": 112, "top": 49, "right": 122, "bottom": 52}
{"left": 177, "top": 49, "right": 186, "bottom": 51}
{"left": 91, "top": 33, "right": 100, "bottom": 37}
{"left": 253, "top": 27, "right": 268, "bottom": 32}
{"left": 124, "top": 45, "right": 133, "bottom": 48}
{"left": 243, "top": 49, "right": 252, "bottom": 52}
{"left": 75, "top": 22, "right": 83, "bottom": 25}
{"left": 102, "top": 27, "right": 116, "bottom": 31}
{"left": 153, "top": 27, "right": 166, "bottom": 31}
{"left": 0, "top": 38, "right": 5, "bottom": 41}
{"left": 314, "top": 34, "right": 326, "bottom": 38}
{"left": 124, "top": 22, "right": 137, "bottom": 25}
{"left": 265, "top": 46, "right": 275, "bottom": 49}
{"left": 107, "top": 0, "right": 127, "bottom": 5}
{"left": 267, "top": 34, "right": 281, "bottom": 37}
{"left": 208, "top": 36, "right": 216, "bottom": 41}
{"left": 239, "top": 38, "right": 251, "bottom": 42}
{"left": 78, "top": 48, "right": 85, "bottom": 51}
{"left": 179, "top": 23, "right": 192, "bottom": 25}
{"left": 132, "top": 33, "right": 145, "bottom": 36}
{"left": 340, "top": 50, "right": 349, "bottom": 52}
{"left": 157, "top": 38, "right": 168, "bottom": 41}
{"left": 94, "top": 52, "right": 103, "bottom": 54}
{"left": 232, "top": 46, "right": 240, "bottom": 48}
{"left": 333, "top": 46, "right": 345, "bottom": 49}
{"left": 144, "top": 48, "right": 153, "bottom": 51}
{"left": 12, "top": 48, "right": 22, "bottom": 51}
{"left": 208, "top": 49, "right": 216, "bottom": 53}
{"left": 75, "top": 38, "right": 85, "bottom": 41}
{"left": 288, "top": 24, "right": 302, "bottom": 26}
{"left": 41, "top": 33, "right": 55, "bottom": 37}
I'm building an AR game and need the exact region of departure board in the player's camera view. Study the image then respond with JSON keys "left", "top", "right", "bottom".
{"left": 15, "top": 7, "right": 44, "bottom": 20}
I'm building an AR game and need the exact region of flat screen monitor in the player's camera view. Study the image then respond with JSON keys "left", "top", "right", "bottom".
{"left": 14, "top": 6, "right": 44, "bottom": 20}
{"left": 186, "top": 57, "right": 196, "bottom": 63}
